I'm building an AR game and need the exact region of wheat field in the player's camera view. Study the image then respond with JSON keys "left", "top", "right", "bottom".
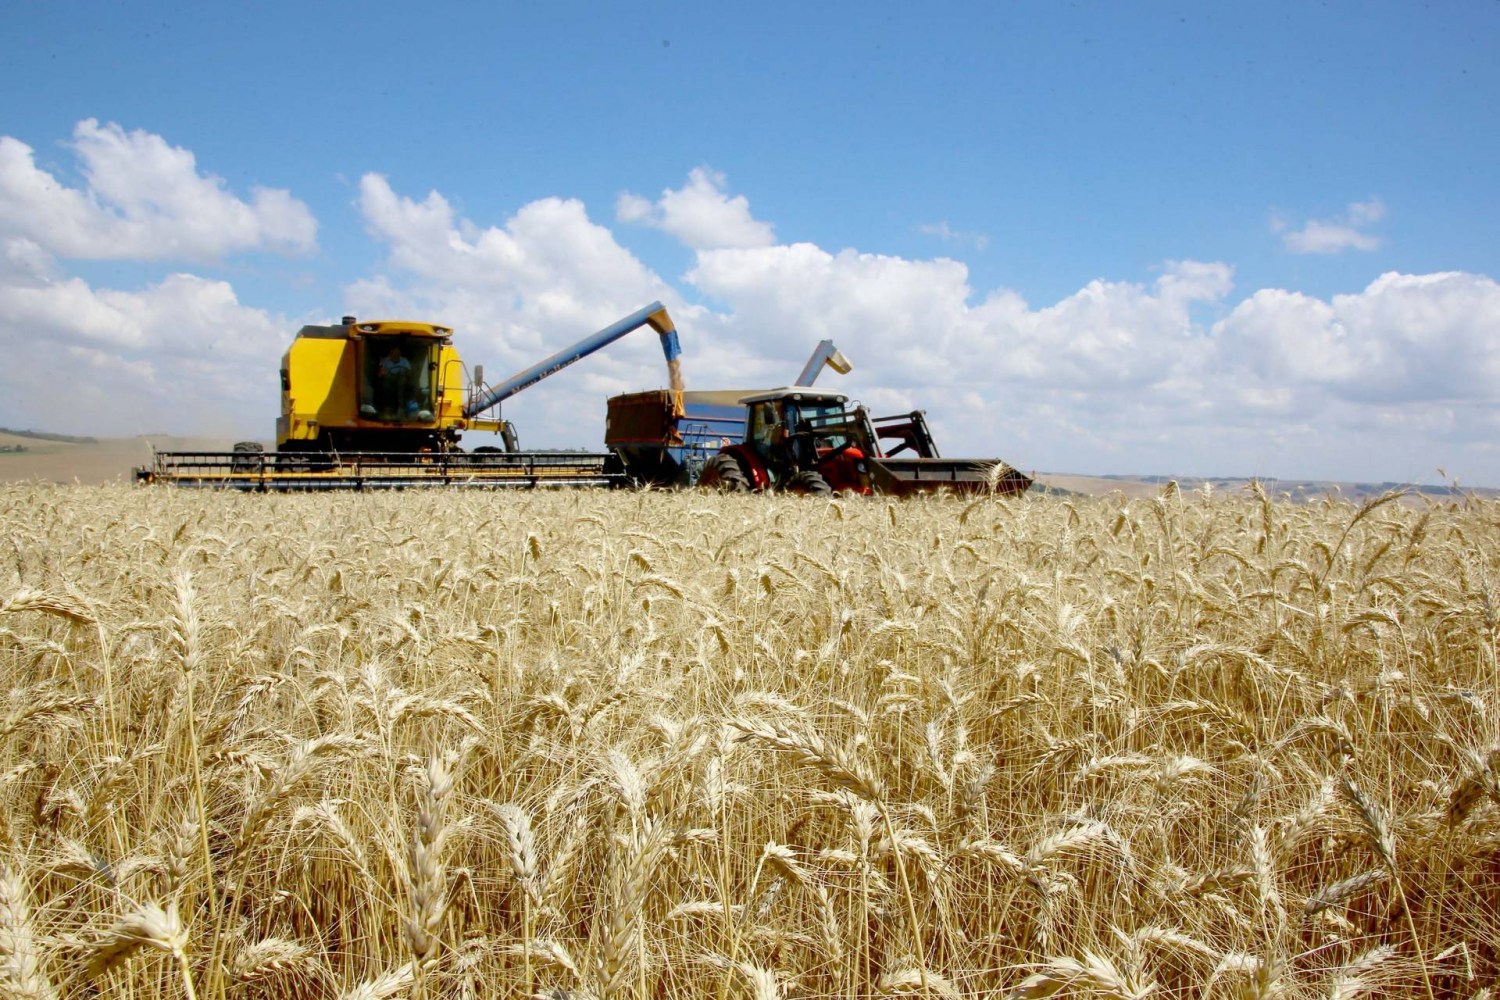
{"left": 0, "top": 482, "right": 1496, "bottom": 999}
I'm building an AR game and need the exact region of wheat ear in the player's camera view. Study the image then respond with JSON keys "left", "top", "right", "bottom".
{"left": 596, "top": 818, "right": 670, "bottom": 1000}
{"left": 728, "top": 716, "right": 885, "bottom": 802}
{"left": 340, "top": 962, "right": 416, "bottom": 1000}
{"left": 405, "top": 756, "right": 454, "bottom": 966}
{"left": 231, "top": 936, "right": 311, "bottom": 981}
{"left": 85, "top": 902, "right": 197, "bottom": 1000}
{"left": 0, "top": 866, "right": 56, "bottom": 1000}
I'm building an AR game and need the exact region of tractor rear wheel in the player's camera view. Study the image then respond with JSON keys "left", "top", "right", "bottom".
{"left": 699, "top": 453, "right": 749, "bottom": 492}
{"left": 783, "top": 469, "right": 832, "bottom": 495}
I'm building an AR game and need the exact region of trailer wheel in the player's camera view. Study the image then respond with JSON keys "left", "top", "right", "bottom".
{"left": 230, "top": 441, "right": 264, "bottom": 472}
{"left": 783, "top": 469, "right": 832, "bottom": 496}
{"left": 699, "top": 453, "right": 749, "bottom": 492}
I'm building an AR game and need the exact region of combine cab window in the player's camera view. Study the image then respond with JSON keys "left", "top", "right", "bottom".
{"left": 362, "top": 338, "right": 437, "bottom": 423}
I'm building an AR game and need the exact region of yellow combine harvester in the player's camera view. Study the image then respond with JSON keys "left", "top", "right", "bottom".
{"left": 139, "top": 303, "right": 683, "bottom": 490}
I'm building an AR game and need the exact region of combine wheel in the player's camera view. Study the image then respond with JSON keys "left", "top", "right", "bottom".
{"left": 275, "top": 444, "right": 332, "bottom": 474}
{"left": 474, "top": 445, "right": 503, "bottom": 466}
{"left": 699, "top": 453, "right": 749, "bottom": 492}
{"left": 783, "top": 469, "right": 832, "bottom": 496}
{"left": 230, "top": 441, "right": 264, "bottom": 472}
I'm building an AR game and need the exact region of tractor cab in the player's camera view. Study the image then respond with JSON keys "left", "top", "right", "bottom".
{"left": 731, "top": 389, "right": 877, "bottom": 492}
{"left": 746, "top": 392, "right": 861, "bottom": 458}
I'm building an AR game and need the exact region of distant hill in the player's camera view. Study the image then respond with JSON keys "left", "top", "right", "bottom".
{"left": 0, "top": 427, "right": 98, "bottom": 444}
{"left": 0, "top": 434, "right": 244, "bottom": 485}
{"left": 1034, "top": 472, "right": 1498, "bottom": 502}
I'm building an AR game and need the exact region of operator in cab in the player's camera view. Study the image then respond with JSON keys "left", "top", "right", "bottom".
{"left": 375, "top": 345, "right": 413, "bottom": 418}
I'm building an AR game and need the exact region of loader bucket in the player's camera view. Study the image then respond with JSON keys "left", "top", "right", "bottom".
{"left": 867, "top": 457, "right": 1033, "bottom": 496}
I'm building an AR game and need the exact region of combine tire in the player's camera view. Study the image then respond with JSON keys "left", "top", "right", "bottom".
{"left": 699, "top": 454, "right": 749, "bottom": 492}
{"left": 275, "top": 445, "right": 332, "bottom": 474}
{"left": 783, "top": 470, "right": 832, "bottom": 496}
{"left": 474, "top": 445, "right": 503, "bottom": 466}
{"left": 230, "top": 441, "right": 264, "bottom": 472}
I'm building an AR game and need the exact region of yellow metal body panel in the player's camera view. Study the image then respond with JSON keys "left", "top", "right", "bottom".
{"left": 433, "top": 342, "right": 467, "bottom": 427}
{"left": 279, "top": 337, "right": 358, "bottom": 443}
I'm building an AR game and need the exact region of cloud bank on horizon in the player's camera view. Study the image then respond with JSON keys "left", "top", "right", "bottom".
{"left": 1, "top": 121, "right": 1497, "bottom": 485}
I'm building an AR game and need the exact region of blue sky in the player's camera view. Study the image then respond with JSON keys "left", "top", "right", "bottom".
{"left": 2, "top": 1, "right": 1498, "bottom": 484}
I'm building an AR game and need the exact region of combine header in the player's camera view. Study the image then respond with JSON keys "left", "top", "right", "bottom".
{"left": 138, "top": 450, "right": 623, "bottom": 491}
{"left": 139, "top": 303, "right": 679, "bottom": 490}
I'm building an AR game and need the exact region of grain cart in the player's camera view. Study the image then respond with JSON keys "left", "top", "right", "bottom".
{"left": 138, "top": 303, "right": 681, "bottom": 490}
{"left": 607, "top": 386, "right": 1031, "bottom": 495}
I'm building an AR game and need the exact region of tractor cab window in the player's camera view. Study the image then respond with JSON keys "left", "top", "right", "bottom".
{"left": 748, "top": 401, "right": 785, "bottom": 458}
{"left": 362, "top": 338, "right": 437, "bottom": 423}
{"left": 788, "top": 400, "right": 858, "bottom": 452}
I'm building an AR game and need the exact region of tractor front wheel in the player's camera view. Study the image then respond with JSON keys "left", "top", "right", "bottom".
{"left": 783, "top": 469, "right": 832, "bottom": 496}
{"left": 699, "top": 453, "right": 750, "bottom": 492}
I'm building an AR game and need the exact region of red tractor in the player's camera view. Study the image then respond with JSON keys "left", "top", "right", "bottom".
{"left": 694, "top": 388, "right": 1031, "bottom": 496}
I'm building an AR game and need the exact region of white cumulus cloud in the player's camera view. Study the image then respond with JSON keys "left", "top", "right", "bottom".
{"left": 0, "top": 120, "right": 314, "bottom": 437}
{"left": 0, "top": 120, "right": 316, "bottom": 262}
{"left": 918, "top": 220, "right": 989, "bottom": 250}
{"left": 0, "top": 270, "right": 287, "bottom": 435}
{"left": 355, "top": 173, "right": 680, "bottom": 365}
{"left": 1214, "top": 270, "right": 1500, "bottom": 404}
{"left": 349, "top": 172, "right": 1500, "bottom": 479}
{"left": 1276, "top": 198, "right": 1385, "bottom": 254}
{"left": 3, "top": 124, "right": 1497, "bottom": 484}
{"left": 616, "top": 167, "right": 775, "bottom": 250}
{"left": 349, "top": 173, "right": 722, "bottom": 449}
